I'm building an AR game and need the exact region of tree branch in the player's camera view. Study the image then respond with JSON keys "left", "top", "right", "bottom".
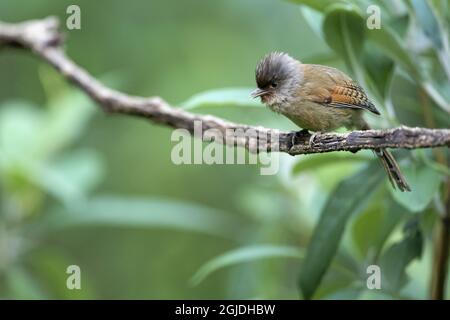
{"left": 0, "top": 16, "right": 449, "bottom": 155}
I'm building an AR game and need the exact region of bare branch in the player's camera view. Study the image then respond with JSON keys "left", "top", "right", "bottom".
{"left": 0, "top": 16, "right": 449, "bottom": 155}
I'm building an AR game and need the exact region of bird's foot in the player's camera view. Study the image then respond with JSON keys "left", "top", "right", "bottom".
{"left": 308, "top": 131, "right": 324, "bottom": 147}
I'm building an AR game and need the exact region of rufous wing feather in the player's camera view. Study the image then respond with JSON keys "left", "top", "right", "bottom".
{"left": 327, "top": 82, "right": 380, "bottom": 115}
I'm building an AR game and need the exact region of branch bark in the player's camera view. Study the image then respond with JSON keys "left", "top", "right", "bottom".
{"left": 0, "top": 16, "right": 449, "bottom": 156}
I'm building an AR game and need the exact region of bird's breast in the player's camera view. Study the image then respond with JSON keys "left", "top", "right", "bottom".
{"left": 279, "top": 99, "right": 355, "bottom": 132}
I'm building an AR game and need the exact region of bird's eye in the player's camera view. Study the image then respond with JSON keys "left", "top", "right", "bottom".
{"left": 270, "top": 82, "right": 278, "bottom": 88}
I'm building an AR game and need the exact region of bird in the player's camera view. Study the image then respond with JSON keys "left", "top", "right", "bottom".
{"left": 251, "top": 52, "right": 410, "bottom": 192}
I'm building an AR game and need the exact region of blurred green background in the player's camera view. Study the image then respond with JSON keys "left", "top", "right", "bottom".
{"left": 0, "top": 0, "right": 449, "bottom": 299}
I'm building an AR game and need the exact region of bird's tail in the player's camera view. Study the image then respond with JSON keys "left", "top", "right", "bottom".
{"left": 358, "top": 120, "right": 411, "bottom": 192}
{"left": 374, "top": 148, "right": 411, "bottom": 192}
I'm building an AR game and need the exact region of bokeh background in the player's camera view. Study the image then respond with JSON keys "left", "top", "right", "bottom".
{"left": 0, "top": 0, "right": 449, "bottom": 299}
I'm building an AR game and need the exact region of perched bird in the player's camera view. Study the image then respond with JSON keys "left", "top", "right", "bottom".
{"left": 251, "top": 52, "right": 410, "bottom": 191}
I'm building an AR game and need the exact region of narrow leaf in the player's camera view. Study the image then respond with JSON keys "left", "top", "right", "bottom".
{"left": 366, "top": 26, "right": 421, "bottom": 79}
{"left": 292, "top": 153, "right": 368, "bottom": 175}
{"left": 5, "top": 267, "right": 47, "bottom": 300}
{"left": 362, "top": 44, "right": 395, "bottom": 99}
{"left": 379, "top": 222, "right": 423, "bottom": 293}
{"left": 41, "top": 196, "right": 244, "bottom": 240}
{"left": 191, "top": 245, "right": 304, "bottom": 286}
{"left": 288, "top": 0, "right": 345, "bottom": 12}
{"left": 299, "top": 161, "right": 384, "bottom": 299}
{"left": 411, "top": 0, "right": 443, "bottom": 49}
{"left": 300, "top": 6, "right": 324, "bottom": 39}
{"left": 322, "top": 3, "right": 366, "bottom": 60}
{"left": 390, "top": 162, "right": 443, "bottom": 213}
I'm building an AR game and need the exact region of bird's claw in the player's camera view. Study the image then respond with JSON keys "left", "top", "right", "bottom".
{"left": 308, "top": 132, "right": 323, "bottom": 147}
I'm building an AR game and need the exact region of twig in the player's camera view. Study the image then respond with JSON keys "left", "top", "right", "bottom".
{"left": 0, "top": 16, "right": 449, "bottom": 156}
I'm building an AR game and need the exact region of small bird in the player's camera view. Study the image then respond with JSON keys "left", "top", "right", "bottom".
{"left": 251, "top": 52, "right": 410, "bottom": 191}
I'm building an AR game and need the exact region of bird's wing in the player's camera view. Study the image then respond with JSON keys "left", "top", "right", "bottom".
{"left": 326, "top": 82, "right": 380, "bottom": 115}
{"left": 303, "top": 64, "right": 381, "bottom": 115}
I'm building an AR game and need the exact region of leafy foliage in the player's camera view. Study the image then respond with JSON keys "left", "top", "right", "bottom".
{"left": 191, "top": 245, "right": 304, "bottom": 286}
{"left": 290, "top": 0, "right": 449, "bottom": 299}
{"left": 0, "top": 0, "right": 448, "bottom": 299}
{"left": 299, "top": 161, "right": 384, "bottom": 299}
{"left": 42, "top": 196, "right": 245, "bottom": 239}
{"left": 379, "top": 222, "right": 423, "bottom": 293}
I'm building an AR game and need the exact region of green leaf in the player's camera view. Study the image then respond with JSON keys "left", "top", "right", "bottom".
{"left": 298, "top": 161, "right": 384, "bottom": 299}
{"left": 29, "top": 249, "right": 96, "bottom": 299}
{"left": 29, "top": 149, "right": 104, "bottom": 206}
{"left": 5, "top": 267, "right": 47, "bottom": 299}
{"left": 323, "top": 286, "right": 362, "bottom": 299}
{"left": 351, "top": 198, "right": 406, "bottom": 260}
{"left": 389, "top": 75, "right": 426, "bottom": 125}
{"left": 292, "top": 152, "right": 368, "bottom": 175}
{"left": 300, "top": 6, "right": 325, "bottom": 39}
{"left": 411, "top": 0, "right": 443, "bottom": 49}
{"left": 0, "top": 100, "right": 44, "bottom": 162}
{"left": 190, "top": 245, "right": 304, "bottom": 286}
{"left": 419, "top": 149, "right": 450, "bottom": 176}
{"left": 358, "top": 290, "right": 395, "bottom": 300}
{"left": 38, "top": 88, "right": 96, "bottom": 157}
{"left": 379, "top": 222, "right": 423, "bottom": 293}
{"left": 366, "top": 26, "right": 421, "bottom": 79}
{"left": 372, "top": 200, "right": 408, "bottom": 257}
{"left": 322, "top": 3, "right": 366, "bottom": 62}
{"left": 388, "top": 14, "right": 410, "bottom": 39}
{"left": 362, "top": 44, "right": 395, "bottom": 98}
{"left": 41, "top": 196, "right": 244, "bottom": 240}
{"left": 181, "top": 88, "right": 263, "bottom": 110}
{"left": 390, "top": 162, "right": 443, "bottom": 213}
{"left": 48, "top": 150, "right": 104, "bottom": 195}
{"left": 351, "top": 204, "right": 385, "bottom": 259}
{"left": 288, "top": 0, "right": 346, "bottom": 12}
{"left": 428, "top": 0, "right": 450, "bottom": 25}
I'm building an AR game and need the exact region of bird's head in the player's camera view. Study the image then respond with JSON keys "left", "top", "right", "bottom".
{"left": 251, "top": 52, "right": 302, "bottom": 107}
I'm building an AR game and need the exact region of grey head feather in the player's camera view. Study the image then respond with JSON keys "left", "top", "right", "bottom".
{"left": 255, "top": 52, "right": 300, "bottom": 89}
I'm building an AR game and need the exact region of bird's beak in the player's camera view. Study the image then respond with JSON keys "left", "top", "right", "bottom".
{"left": 251, "top": 88, "right": 269, "bottom": 99}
